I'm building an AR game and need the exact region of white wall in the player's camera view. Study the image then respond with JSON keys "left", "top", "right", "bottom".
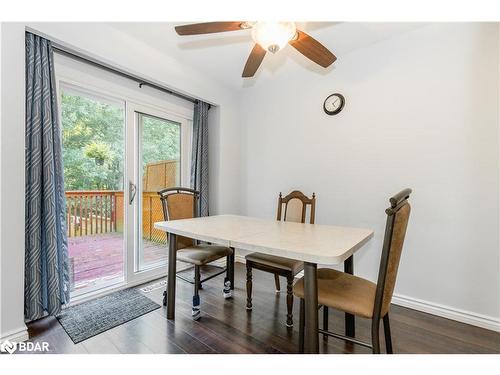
{"left": 238, "top": 23, "right": 500, "bottom": 329}
{"left": 1, "top": 22, "right": 500, "bottom": 341}
{"left": 0, "top": 22, "right": 242, "bottom": 341}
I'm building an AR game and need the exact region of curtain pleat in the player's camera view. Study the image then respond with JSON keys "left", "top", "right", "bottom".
{"left": 25, "top": 32, "right": 70, "bottom": 321}
{"left": 191, "top": 101, "right": 210, "bottom": 217}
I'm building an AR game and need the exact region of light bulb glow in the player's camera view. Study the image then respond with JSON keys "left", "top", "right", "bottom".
{"left": 251, "top": 22, "right": 297, "bottom": 53}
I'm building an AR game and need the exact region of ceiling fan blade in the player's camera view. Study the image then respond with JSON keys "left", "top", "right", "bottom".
{"left": 175, "top": 22, "right": 246, "bottom": 35}
{"left": 289, "top": 30, "right": 336, "bottom": 68}
{"left": 242, "top": 44, "right": 267, "bottom": 77}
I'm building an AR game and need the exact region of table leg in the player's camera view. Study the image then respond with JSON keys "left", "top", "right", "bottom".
{"left": 303, "top": 262, "right": 319, "bottom": 353}
{"left": 344, "top": 255, "right": 355, "bottom": 337}
{"left": 166, "top": 233, "right": 177, "bottom": 320}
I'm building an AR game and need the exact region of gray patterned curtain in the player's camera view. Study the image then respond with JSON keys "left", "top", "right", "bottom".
{"left": 25, "top": 32, "right": 70, "bottom": 321}
{"left": 191, "top": 101, "right": 210, "bottom": 217}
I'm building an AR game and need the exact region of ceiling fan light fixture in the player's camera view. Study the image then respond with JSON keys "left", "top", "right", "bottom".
{"left": 173, "top": 21, "right": 336, "bottom": 77}
{"left": 251, "top": 22, "right": 297, "bottom": 53}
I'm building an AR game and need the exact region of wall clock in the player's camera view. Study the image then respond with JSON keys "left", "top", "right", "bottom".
{"left": 323, "top": 93, "right": 345, "bottom": 115}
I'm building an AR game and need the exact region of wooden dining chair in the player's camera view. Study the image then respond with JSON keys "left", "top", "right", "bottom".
{"left": 294, "top": 188, "right": 412, "bottom": 353}
{"left": 245, "top": 190, "right": 316, "bottom": 327}
{"left": 158, "top": 187, "right": 234, "bottom": 320}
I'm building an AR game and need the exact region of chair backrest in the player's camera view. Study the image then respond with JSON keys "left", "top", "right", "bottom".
{"left": 158, "top": 187, "right": 199, "bottom": 250}
{"left": 277, "top": 190, "right": 316, "bottom": 224}
{"left": 373, "top": 188, "right": 412, "bottom": 319}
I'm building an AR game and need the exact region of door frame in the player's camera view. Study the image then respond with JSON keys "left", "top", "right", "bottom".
{"left": 55, "top": 59, "right": 194, "bottom": 299}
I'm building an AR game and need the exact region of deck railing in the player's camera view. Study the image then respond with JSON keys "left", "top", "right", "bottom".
{"left": 65, "top": 160, "right": 177, "bottom": 240}
{"left": 65, "top": 190, "right": 119, "bottom": 237}
{"left": 65, "top": 190, "right": 166, "bottom": 242}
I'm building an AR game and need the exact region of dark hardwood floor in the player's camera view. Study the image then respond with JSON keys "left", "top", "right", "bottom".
{"left": 26, "top": 263, "right": 500, "bottom": 354}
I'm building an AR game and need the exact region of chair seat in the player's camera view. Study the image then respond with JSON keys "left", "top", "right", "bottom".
{"left": 246, "top": 253, "right": 304, "bottom": 275}
{"left": 293, "top": 268, "right": 378, "bottom": 318}
{"left": 177, "top": 245, "right": 233, "bottom": 266}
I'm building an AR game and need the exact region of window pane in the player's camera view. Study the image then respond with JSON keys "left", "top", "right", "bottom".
{"left": 139, "top": 113, "right": 181, "bottom": 270}
{"left": 61, "top": 87, "right": 125, "bottom": 295}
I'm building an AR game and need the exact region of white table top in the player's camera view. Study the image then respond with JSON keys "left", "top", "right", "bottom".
{"left": 154, "top": 215, "right": 373, "bottom": 265}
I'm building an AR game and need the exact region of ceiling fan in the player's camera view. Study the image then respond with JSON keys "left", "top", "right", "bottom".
{"left": 174, "top": 22, "right": 337, "bottom": 77}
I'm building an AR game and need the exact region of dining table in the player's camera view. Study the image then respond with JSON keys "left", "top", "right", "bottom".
{"left": 154, "top": 214, "right": 373, "bottom": 353}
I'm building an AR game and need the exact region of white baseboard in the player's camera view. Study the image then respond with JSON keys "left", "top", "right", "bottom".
{"left": 0, "top": 326, "right": 29, "bottom": 344}
{"left": 234, "top": 255, "right": 500, "bottom": 333}
{"left": 234, "top": 254, "right": 246, "bottom": 264}
{"left": 392, "top": 294, "right": 500, "bottom": 333}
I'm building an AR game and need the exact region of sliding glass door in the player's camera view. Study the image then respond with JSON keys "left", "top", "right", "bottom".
{"left": 58, "top": 78, "right": 192, "bottom": 297}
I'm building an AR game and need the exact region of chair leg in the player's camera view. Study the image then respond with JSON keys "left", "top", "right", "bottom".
{"left": 274, "top": 274, "right": 281, "bottom": 293}
{"left": 322, "top": 306, "right": 329, "bottom": 340}
{"left": 226, "top": 255, "right": 231, "bottom": 281}
{"left": 223, "top": 278, "right": 232, "bottom": 299}
{"left": 223, "top": 255, "right": 232, "bottom": 299}
{"left": 286, "top": 275, "right": 294, "bottom": 327}
{"left": 198, "top": 264, "right": 203, "bottom": 290}
{"left": 383, "top": 314, "right": 393, "bottom": 354}
{"left": 371, "top": 318, "right": 381, "bottom": 354}
{"left": 229, "top": 250, "right": 235, "bottom": 290}
{"left": 192, "top": 265, "right": 201, "bottom": 320}
{"left": 246, "top": 263, "right": 253, "bottom": 310}
{"left": 299, "top": 298, "right": 305, "bottom": 353}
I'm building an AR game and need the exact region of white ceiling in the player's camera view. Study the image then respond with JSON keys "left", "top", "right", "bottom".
{"left": 108, "top": 22, "right": 425, "bottom": 90}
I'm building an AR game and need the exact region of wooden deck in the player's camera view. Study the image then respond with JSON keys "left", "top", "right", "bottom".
{"left": 26, "top": 263, "right": 500, "bottom": 354}
{"left": 69, "top": 233, "right": 167, "bottom": 292}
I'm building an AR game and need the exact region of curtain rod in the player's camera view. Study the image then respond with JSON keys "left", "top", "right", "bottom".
{"left": 51, "top": 44, "right": 211, "bottom": 109}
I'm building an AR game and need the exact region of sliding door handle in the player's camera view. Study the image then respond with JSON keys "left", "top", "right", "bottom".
{"left": 129, "top": 181, "right": 137, "bottom": 205}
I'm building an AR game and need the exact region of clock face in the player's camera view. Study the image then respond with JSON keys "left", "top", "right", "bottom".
{"left": 324, "top": 93, "right": 345, "bottom": 115}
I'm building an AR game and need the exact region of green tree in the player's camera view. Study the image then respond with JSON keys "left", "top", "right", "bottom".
{"left": 61, "top": 91, "right": 181, "bottom": 191}
{"left": 141, "top": 114, "right": 180, "bottom": 172}
{"left": 61, "top": 92, "right": 124, "bottom": 191}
